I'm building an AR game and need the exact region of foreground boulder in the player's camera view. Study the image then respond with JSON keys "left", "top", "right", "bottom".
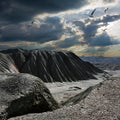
{"left": 1, "top": 49, "right": 103, "bottom": 82}
{"left": 0, "top": 73, "right": 59, "bottom": 119}
{"left": 0, "top": 53, "right": 19, "bottom": 73}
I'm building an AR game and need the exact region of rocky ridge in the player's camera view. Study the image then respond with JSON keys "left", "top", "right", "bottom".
{"left": 0, "top": 53, "right": 19, "bottom": 73}
{"left": 1, "top": 49, "right": 103, "bottom": 82}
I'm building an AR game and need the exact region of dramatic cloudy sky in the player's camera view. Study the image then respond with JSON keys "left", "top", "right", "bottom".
{"left": 0, "top": 0, "right": 120, "bottom": 57}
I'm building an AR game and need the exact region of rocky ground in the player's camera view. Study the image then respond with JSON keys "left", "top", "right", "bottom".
{"left": 45, "top": 74, "right": 105, "bottom": 103}
{"left": 9, "top": 71, "right": 120, "bottom": 120}
{"left": 1, "top": 49, "right": 120, "bottom": 120}
{"left": 94, "top": 63, "right": 120, "bottom": 71}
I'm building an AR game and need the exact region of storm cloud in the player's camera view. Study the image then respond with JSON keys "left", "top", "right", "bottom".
{"left": 0, "top": 0, "right": 88, "bottom": 23}
{"left": 70, "top": 14, "right": 120, "bottom": 47}
{"left": 82, "top": 47, "right": 109, "bottom": 56}
{"left": 0, "top": 0, "right": 120, "bottom": 57}
{"left": 0, "top": 16, "right": 64, "bottom": 43}
{"left": 55, "top": 36, "right": 80, "bottom": 48}
{"left": 88, "top": 32, "right": 120, "bottom": 46}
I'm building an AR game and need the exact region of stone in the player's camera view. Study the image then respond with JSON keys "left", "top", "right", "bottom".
{"left": 0, "top": 73, "right": 59, "bottom": 119}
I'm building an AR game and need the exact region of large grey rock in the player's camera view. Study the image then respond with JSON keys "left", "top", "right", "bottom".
{"left": 1, "top": 49, "right": 103, "bottom": 82}
{"left": 0, "top": 73, "right": 59, "bottom": 120}
{"left": 0, "top": 53, "right": 19, "bottom": 73}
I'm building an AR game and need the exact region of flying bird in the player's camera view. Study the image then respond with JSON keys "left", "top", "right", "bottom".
{"left": 104, "top": 7, "right": 109, "bottom": 14}
{"left": 31, "top": 19, "right": 37, "bottom": 24}
{"left": 27, "top": 19, "right": 40, "bottom": 28}
{"left": 84, "top": 8, "right": 97, "bottom": 18}
{"left": 89, "top": 8, "right": 97, "bottom": 17}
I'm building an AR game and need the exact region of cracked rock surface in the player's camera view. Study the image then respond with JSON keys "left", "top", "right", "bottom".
{"left": 0, "top": 73, "right": 59, "bottom": 120}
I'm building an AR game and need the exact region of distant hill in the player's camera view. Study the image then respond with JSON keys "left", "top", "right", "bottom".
{"left": 81, "top": 56, "right": 120, "bottom": 63}
{"left": 0, "top": 49, "right": 103, "bottom": 82}
{"left": 81, "top": 56, "right": 120, "bottom": 70}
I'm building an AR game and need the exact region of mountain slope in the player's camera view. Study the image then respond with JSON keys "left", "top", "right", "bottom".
{"left": 0, "top": 53, "right": 19, "bottom": 73}
{"left": 1, "top": 49, "right": 103, "bottom": 82}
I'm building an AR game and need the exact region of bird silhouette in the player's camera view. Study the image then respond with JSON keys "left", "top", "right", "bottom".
{"left": 27, "top": 19, "right": 39, "bottom": 28}
{"left": 31, "top": 19, "right": 36, "bottom": 24}
{"left": 104, "top": 8, "right": 109, "bottom": 14}
{"left": 89, "top": 8, "right": 96, "bottom": 17}
{"left": 84, "top": 8, "right": 96, "bottom": 18}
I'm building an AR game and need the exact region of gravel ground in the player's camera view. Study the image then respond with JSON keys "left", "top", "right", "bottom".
{"left": 45, "top": 74, "right": 104, "bottom": 103}
{"left": 9, "top": 76, "right": 120, "bottom": 120}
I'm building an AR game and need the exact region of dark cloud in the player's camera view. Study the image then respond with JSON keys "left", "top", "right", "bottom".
{"left": 82, "top": 47, "right": 109, "bottom": 55}
{"left": 0, "top": 16, "right": 64, "bottom": 43}
{"left": 39, "top": 46, "right": 56, "bottom": 50}
{"left": 88, "top": 32, "right": 120, "bottom": 46}
{"left": 72, "top": 20, "right": 100, "bottom": 41}
{"left": 0, "top": 0, "right": 120, "bottom": 56}
{"left": 1, "top": 13, "right": 120, "bottom": 47}
{"left": 0, "top": 0, "right": 88, "bottom": 23}
{"left": 101, "top": 14, "right": 120, "bottom": 23}
{"left": 71, "top": 14, "right": 120, "bottom": 47}
{"left": 15, "top": 44, "right": 55, "bottom": 51}
{"left": 55, "top": 36, "right": 80, "bottom": 48}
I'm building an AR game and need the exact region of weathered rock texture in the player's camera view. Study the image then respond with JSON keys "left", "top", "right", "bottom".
{"left": 0, "top": 53, "right": 19, "bottom": 73}
{"left": 1, "top": 49, "right": 103, "bottom": 82}
{"left": 0, "top": 73, "right": 59, "bottom": 120}
{"left": 9, "top": 77, "right": 120, "bottom": 120}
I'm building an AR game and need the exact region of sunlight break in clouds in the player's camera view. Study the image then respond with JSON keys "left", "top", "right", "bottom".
{"left": 0, "top": 0, "right": 120, "bottom": 57}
